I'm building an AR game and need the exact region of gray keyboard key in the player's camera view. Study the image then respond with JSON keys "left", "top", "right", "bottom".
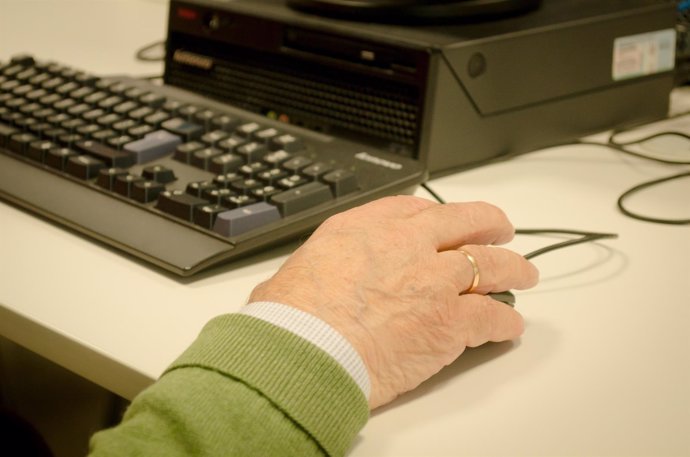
{"left": 213, "top": 202, "right": 281, "bottom": 237}
{"left": 124, "top": 130, "right": 181, "bottom": 163}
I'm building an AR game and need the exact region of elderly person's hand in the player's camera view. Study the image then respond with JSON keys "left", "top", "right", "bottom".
{"left": 250, "top": 196, "right": 539, "bottom": 409}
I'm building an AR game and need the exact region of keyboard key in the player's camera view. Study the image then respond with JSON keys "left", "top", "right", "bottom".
{"left": 322, "top": 169, "right": 358, "bottom": 196}
{"left": 15, "top": 117, "right": 38, "bottom": 131}
{"left": 67, "top": 103, "right": 91, "bottom": 117}
{"left": 143, "top": 110, "right": 170, "bottom": 127}
{"left": 212, "top": 202, "right": 281, "bottom": 237}
{"left": 131, "top": 180, "right": 165, "bottom": 203}
{"left": 202, "top": 187, "right": 236, "bottom": 204}
{"left": 236, "top": 122, "right": 261, "bottom": 138}
{"left": 8, "top": 132, "right": 38, "bottom": 154}
{"left": 210, "top": 114, "right": 241, "bottom": 132}
{"left": 200, "top": 129, "right": 229, "bottom": 146}
{"left": 29, "top": 122, "right": 55, "bottom": 137}
{"left": 217, "top": 136, "right": 248, "bottom": 152}
{"left": 174, "top": 141, "right": 204, "bottom": 164}
{"left": 65, "top": 154, "right": 105, "bottom": 179}
{"left": 257, "top": 167, "right": 289, "bottom": 184}
{"left": 139, "top": 92, "right": 165, "bottom": 108}
{"left": 128, "top": 124, "right": 155, "bottom": 138}
{"left": 162, "top": 99, "right": 183, "bottom": 114}
{"left": 97, "top": 113, "right": 122, "bottom": 127}
{"left": 282, "top": 156, "right": 312, "bottom": 173}
{"left": 74, "top": 72, "right": 98, "bottom": 87}
{"left": 112, "top": 119, "right": 138, "bottom": 134}
{"left": 213, "top": 172, "right": 242, "bottom": 188}
{"left": 186, "top": 181, "right": 217, "bottom": 198}
{"left": 230, "top": 178, "right": 262, "bottom": 194}
{"left": 161, "top": 117, "right": 203, "bottom": 141}
{"left": 277, "top": 174, "right": 308, "bottom": 189}
{"left": 83, "top": 91, "right": 108, "bottom": 105}
{"left": 75, "top": 140, "right": 135, "bottom": 168}
{"left": 224, "top": 194, "right": 258, "bottom": 209}
{"left": 57, "top": 132, "right": 83, "bottom": 147}
{"left": 25, "top": 88, "right": 48, "bottom": 101}
{"left": 270, "top": 134, "right": 304, "bottom": 152}
{"left": 235, "top": 141, "right": 268, "bottom": 163}
{"left": 178, "top": 104, "right": 202, "bottom": 121}
{"left": 70, "top": 86, "right": 95, "bottom": 100}
{"left": 96, "top": 167, "right": 129, "bottom": 190}
{"left": 45, "top": 147, "right": 78, "bottom": 170}
{"left": 107, "top": 135, "right": 135, "bottom": 149}
{"left": 156, "top": 190, "right": 208, "bottom": 222}
{"left": 302, "top": 162, "right": 333, "bottom": 180}
{"left": 271, "top": 182, "right": 333, "bottom": 216}
{"left": 128, "top": 106, "right": 154, "bottom": 121}
{"left": 191, "top": 147, "right": 223, "bottom": 170}
{"left": 60, "top": 118, "right": 85, "bottom": 132}
{"left": 194, "top": 109, "right": 217, "bottom": 129}
{"left": 253, "top": 127, "right": 280, "bottom": 143}
{"left": 28, "top": 73, "right": 50, "bottom": 86}
{"left": 113, "top": 174, "right": 145, "bottom": 197}
{"left": 239, "top": 162, "right": 268, "bottom": 178}
{"left": 83, "top": 108, "right": 106, "bottom": 122}
{"left": 251, "top": 185, "right": 281, "bottom": 201}
{"left": 99, "top": 95, "right": 123, "bottom": 111}
{"left": 142, "top": 164, "right": 176, "bottom": 184}
{"left": 55, "top": 81, "right": 79, "bottom": 96}
{"left": 124, "top": 129, "right": 181, "bottom": 163}
{"left": 124, "top": 87, "right": 147, "bottom": 99}
{"left": 0, "top": 122, "right": 19, "bottom": 147}
{"left": 193, "top": 204, "right": 227, "bottom": 229}
{"left": 42, "top": 77, "right": 64, "bottom": 91}
{"left": 26, "top": 139, "right": 56, "bottom": 162}
{"left": 209, "top": 153, "right": 243, "bottom": 174}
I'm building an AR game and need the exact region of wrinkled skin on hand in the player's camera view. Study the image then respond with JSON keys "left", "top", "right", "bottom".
{"left": 250, "top": 196, "right": 539, "bottom": 409}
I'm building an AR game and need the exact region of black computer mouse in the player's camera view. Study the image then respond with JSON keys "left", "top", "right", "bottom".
{"left": 488, "top": 291, "right": 516, "bottom": 307}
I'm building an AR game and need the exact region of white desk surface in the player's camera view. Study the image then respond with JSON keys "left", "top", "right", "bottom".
{"left": 1, "top": 1, "right": 689, "bottom": 456}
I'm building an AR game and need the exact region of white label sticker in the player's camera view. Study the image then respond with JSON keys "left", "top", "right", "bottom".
{"left": 612, "top": 29, "right": 676, "bottom": 80}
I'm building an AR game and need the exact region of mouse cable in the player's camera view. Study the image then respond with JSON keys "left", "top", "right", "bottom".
{"left": 615, "top": 170, "right": 690, "bottom": 225}
{"left": 421, "top": 182, "right": 447, "bottom": 204}
{"left": 513, "top": 229, "right": 619, "bottom": 260}
{"left": 420, "top": 182, "right": 619, "bottom": 259}
{"left": 119, "top": 40, "right": 166, "bottom": 82}
{"left": 135, "top": 39, "right": 166, "bottom": 62}
{"left": 580, "top": 126, "right": 690, "bottom": 225}
{"left": 575, "top": 134, "right": 690, "bottom": 166}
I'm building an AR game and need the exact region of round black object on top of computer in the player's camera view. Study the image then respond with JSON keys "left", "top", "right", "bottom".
{"left": 285, "top": 0, "right": 542, "bottom": 23}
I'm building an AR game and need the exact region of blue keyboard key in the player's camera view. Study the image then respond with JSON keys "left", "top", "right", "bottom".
{"left": 125, "top": 130, "right": 181, "bottom": 163}
{"left": 213, "top": 202, "right": 281, "bottom": 237}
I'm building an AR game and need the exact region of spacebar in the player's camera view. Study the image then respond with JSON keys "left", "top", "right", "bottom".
{"left": 0, "top": 153, "right": 234, "bottom": 276}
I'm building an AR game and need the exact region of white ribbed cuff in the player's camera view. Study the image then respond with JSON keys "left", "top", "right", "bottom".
{"left": 239, "top": 301, "right": 371, "bottom": 400}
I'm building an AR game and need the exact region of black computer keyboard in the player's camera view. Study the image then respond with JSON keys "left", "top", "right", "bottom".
{"left": 0, "top": 56, "right": 426, "bottom": 276}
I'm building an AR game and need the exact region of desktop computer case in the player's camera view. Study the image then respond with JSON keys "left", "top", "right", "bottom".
{"left": 164, "top": 0, "right": 676, "bottom": 176}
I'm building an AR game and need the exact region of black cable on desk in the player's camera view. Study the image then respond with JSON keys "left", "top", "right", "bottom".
{"left": 616, "top": 171, "right": 690, "bottom": 225}
{"left": 599, "top": 123, "right": 690, "bottom": 225}
{"left": 135, "top": 40, "right": 166, "bottom": 62}
{"left": 514, "top": 229, "right": 619, "bottom": 260}
{"left": 420, "top": 183, "right": 619, "bottom": 259}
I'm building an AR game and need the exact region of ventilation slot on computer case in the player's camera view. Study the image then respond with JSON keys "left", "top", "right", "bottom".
{"left": 165, "top": 36, "right": 423, "bottom": 157}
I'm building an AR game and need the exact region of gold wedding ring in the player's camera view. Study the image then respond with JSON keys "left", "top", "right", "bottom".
{"left": 459, "top": 249, "right": 480, "bottom": 294}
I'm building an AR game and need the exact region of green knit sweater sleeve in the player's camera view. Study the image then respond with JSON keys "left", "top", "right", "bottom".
{"left": 89, "top": 314, "right": 370, "bottom": 457}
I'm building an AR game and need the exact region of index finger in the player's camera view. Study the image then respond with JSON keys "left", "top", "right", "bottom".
{"left": 410, "top": 201, "right": 515, "bottom": 251}
{"left": 348, "top": 195, "right": 438, "bottom": 219}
